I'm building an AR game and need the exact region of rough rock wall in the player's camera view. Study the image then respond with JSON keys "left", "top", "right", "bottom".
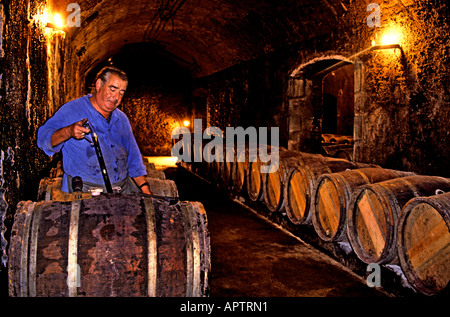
{"left": 0, "top": 0, "right": 65, "bottom": 271}
{"left": 200, "top": 0, "right": 450, "bottom": 177}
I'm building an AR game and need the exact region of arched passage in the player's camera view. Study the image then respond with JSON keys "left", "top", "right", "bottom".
{"left": 287, "top": 56, "right": 354, "bottom": 156}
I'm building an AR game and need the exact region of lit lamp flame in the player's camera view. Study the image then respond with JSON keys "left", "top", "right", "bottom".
{"left": 381, "top": 31, "right": 400, "bottom": 45}
{"left": 45, "top": 13, "right": 65, "bottom": 30}
{"left": 183, "top": 120, "right": 190, "bottom": 127}
{"left": 53, "top": 14, "right": 64, "bottom": 29}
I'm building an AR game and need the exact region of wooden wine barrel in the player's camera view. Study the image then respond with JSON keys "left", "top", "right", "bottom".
{"left": 334, "top": 148, "right": 353, "bottom": 161}
{"left": 211, "top": 159, "right": 223, "bottom": 183}
{"left": 221, "top": 148, "right": 235, "bottom": 188}
{"left": 8, "top": 194, "right": 210, "bottom": 297}
{"left": 143, "top": 160, "right": 156, "bottom": 171}
{"left": 37, "top": 177, "right": 63, "bottom": 201}
{"left": 396, "top": 192, "right": 450, "bottom": 296}
{"left": 347, "top": 175, "right": 450, "bottom": 265}
{"left": 262, "top": 150, "right": 325, "bottom": 212}
{"left": 144, "top": 177, "right": 179, "bottom": 198}
{"left": 321, "top": 134, "right": 353, "bottom": 145}
{"left": 231, "top": 145, "right": 259, "bottom": 194}
{"left": 228, "top": 143, "right": 275, "bottom": 195}
{"left": 246, "top": 158, "right": 266, "bottom": 202}
{"left": 311, "top": 168, "right": 416, "bottom": 242}
{"left": 201, "top": 145, "right": 214, "bottom": 178}
{"left": 38, "top": 177, "right": 178, "bottom": 201}
{"left": 284, "top": 158, "right": 374, "bottom": 225}
{"left": 146, "top": 169, "right": 166, "bottom": 180}
{"left": 321, "top": 144, "right": 353, "bottom": 159}
{"left": 49, "top": 161, "right": 64, "bottom": 178}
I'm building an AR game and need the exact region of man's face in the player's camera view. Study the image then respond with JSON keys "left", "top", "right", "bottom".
{"left": 94, "top": 74, "right": 128, "bottom": 116}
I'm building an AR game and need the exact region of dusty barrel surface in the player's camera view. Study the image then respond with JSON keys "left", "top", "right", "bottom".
{"left": 144, "top": 177, "right": 179, "bottom": 198}
{"left": 8, "top": 194, "right": 210, "bottom": 297}
{"left": 221, "top": 148, "right": 235, "bottom": 188}
{"left": 263, "top": 150, "right": 324, "bottom": 212}
{"left": 38, "top": 177, "right": 178, "bottom": 201}
{"left": 231, "top": 144, "right": 263, "bottom": 194}
{"left": 246, "top": 157, "right": 267, "bottom": 202}
{"left": 347, "top": 175, "right": 450, "bottom": 265}
{"left": 284, "top": 158, "right": 370, "bottom": 225}
{"left": 311, "top": 168, "right": 416, "bottom": 242}
{"left": 146, "top": 169, "right": 166, "bottom": 180}
{"left": 397, "top": 192, "right": 450, "bottom": 296}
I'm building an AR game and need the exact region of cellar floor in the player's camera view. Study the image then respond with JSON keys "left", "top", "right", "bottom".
{"left": 157, "top": 158, "right": 389, "bottom": 298}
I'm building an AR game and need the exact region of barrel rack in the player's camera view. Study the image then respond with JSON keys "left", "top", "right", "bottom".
{"left": 178, "top": 140, "right": 450, "bottom": 297}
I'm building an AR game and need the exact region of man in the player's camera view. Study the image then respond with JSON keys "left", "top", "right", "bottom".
{"left": 38, "top": 66, "right": 151, "bottom": 195}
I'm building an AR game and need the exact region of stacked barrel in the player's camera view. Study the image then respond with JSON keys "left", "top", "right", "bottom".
{"left": 179, "top": 137, "right": 450, "bottom": 296}
{"left": 8, "top": 157, "right": 211, "bottom": 297}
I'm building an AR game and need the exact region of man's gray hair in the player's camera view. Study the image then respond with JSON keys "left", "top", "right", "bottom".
{"left": 94, "top": 66, "right": 128, "bottom": 84}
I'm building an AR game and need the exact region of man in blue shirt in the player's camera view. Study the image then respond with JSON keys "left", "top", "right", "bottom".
{"left": 37, "top": 66, "right": 151, "bottom": 195}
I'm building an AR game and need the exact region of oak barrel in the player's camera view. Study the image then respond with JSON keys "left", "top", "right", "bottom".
{"left": 284, "top": 158, "right": 373, "bottom": 225}
{"left": 231, "top": 147, "right": 250, "bottom": 194}
{"left": 38, "top": 177, "right": 178, "bottom": 201}
{"left": 8, "top": 194, "right": 210, "bottom": 297}
{"left": 397, "top": 192, "right": 450, "bottom": 296}
{"left": 231, "top": 144, "right": 262, "bottom": 194}
{"left": 144, "top": 177, "right": 179, "bottom": 198}
{"left": 246, "top": 158, "right": 266, "bottom": 202}
{"left": 263, "top": 150, "right": 325, "bottom": 212}
{"left": 311, "top": 168, "right": 416, "bottom": 242}
{"left": 221, "top": 148, "right": 234, "bottom": 188}
{"left": 146, "top": 169, "right": 166, "bottom": 180}
{"left": 347, "top": 175, "right": 450, "bottom": 264}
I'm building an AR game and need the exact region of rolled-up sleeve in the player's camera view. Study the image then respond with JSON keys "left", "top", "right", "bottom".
{"left": 37, "top": 101, "right": 75, "bottom": 157}
{"left": 37, "top": 125, "right": 64, "bottom": 156}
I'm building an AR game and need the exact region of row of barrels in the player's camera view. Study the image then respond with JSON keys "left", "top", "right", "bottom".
{"left": 180, "top": 143, "right": 449, "bottom": 296}
{"left": 8, "top": 158, "right": 211, "bottom": 297}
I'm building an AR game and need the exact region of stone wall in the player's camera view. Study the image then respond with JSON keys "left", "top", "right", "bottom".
{"left": 197, "top": 1, "right": 450, "bottom": 177}
{"left": 0, "top": 0, "right": 65, "bottom": 268}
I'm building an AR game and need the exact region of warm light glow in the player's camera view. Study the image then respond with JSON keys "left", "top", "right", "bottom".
{"left": 381, "top": 30, "right": 401, "bottom": 45}
{"left": 183, "top": 120, "right": 190, "bottom": 127}
{"left": 53, "top": 13, "right": 64, "bottom": 28}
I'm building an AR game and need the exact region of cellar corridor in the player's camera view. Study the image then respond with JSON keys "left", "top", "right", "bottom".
{"left": 147, "top": 157, "right": 394, "bottom": 297}
{"left": 166, "top": 164, "right": 386, "bottom": 297}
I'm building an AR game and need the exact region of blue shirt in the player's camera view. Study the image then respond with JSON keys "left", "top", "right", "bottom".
{"left": 37, "top": 95, "right": 147, "bottom": 192}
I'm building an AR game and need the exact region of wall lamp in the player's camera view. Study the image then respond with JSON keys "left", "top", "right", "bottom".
{"left": 45, "top": 13, "right": 65, "bottom": 31}
{"left": 313, "top": 42, "right": 403, "bottom": 78}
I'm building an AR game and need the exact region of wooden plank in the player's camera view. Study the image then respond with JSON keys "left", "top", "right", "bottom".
{"left": 267, "top": 172, "right": 281, "bottom": 208}
{"left": 356, "top": 190, "right": 386, "bottom": 258}
{"left": 289, "top": 171, "right": 307, "bottom": 219}
{"left": 317, "top": 180, "right": 340, "bottom": 237}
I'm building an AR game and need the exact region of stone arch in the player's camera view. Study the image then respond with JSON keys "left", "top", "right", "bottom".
{"left": 287, "top": 55, "right": 357, "bottom": 156}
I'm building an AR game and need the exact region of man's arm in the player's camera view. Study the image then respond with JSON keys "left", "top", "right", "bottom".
{"left": 133, "top": 175, "right": 152, "bottom": 194}
{"left": 51, "top": 118, "right": 91, "bottom": 147}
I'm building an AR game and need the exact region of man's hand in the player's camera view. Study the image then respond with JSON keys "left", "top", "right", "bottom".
{"left": 70, "top": 118, "right": 91, "bottom": 140}
{"left": 51, "top": 118, "right": 91, "bottom": 147}
{"left": 133, "top": 176, "right": 152, "bottom": 195}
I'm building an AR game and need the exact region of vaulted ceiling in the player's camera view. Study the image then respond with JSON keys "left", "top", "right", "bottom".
{"left": 49, "top": 0, "right": 348, "bottom": 78}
